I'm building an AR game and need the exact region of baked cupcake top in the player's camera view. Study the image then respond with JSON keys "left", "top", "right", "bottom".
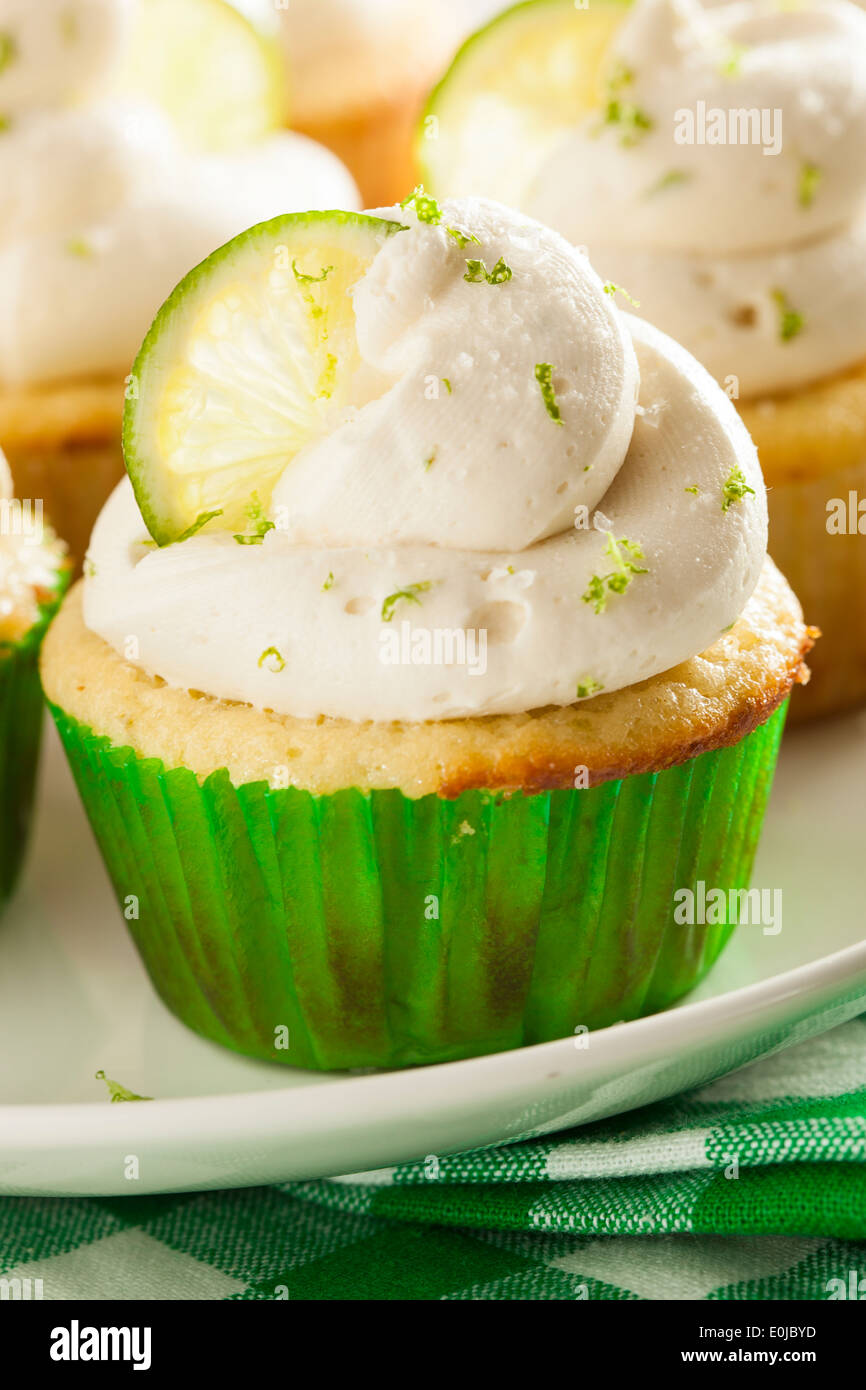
{"left": 0, "top": 0, "right": 359, "bottom": 388}
{"left": 0, "top": 449, "right": 67, "bottom": 641}
{"left": 428, "top": 0, "right": 866, "bottom": 399}
{"left": 82, "top": 196, "right": 767, "bottom": 722}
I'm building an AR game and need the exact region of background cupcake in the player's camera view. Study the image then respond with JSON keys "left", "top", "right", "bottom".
{"left": 266, "top": 0, "right": 468, "bottom": 204}
{"left": 420, "top": 0, "right": 866, "bottom": 719}
{"left": 42, "top": 197, "right": 811, "bottom": 1069}
{"left": 0, "top": 0, "right": 359, "bottom": 566}
{"left": 0, "top": 449, "right": 68, "bottom": 911}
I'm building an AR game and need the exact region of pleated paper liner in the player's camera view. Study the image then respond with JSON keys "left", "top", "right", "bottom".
{"left": 0, "top": 574, "right": 69, "bottom": 909}
{"left": 50, "top": 700, "right": 787, "bottom": 1071}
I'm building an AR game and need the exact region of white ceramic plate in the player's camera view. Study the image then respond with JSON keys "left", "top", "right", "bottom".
{"left": 1, "top": 709, "right": 864, "bottom": 1196}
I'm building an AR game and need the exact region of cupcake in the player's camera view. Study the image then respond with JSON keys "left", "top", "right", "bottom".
{"left": 0, "top": 449, "right": 68, "bottom": 910}
{"left": 271, "top": 0, "right": 463, "bottom": 205}
{"left": 41, "top": 196, "right": 811, "bottom": 1070}
{"left": 0, "top": 0, "right": 359, "bottom": 567}
{"left": 420, "top": 0, "right": 866, "bottom": 719}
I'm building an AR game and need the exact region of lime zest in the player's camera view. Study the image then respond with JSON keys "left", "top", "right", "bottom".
{"left": 60, "top": 8, "right": 79, "bottom": 44}
{"left": 381, "top": 581, "right": 434, "bottom": 623}
{"left": 576, "top": 677, "right": 605, "bottom": 699}
{"left": 464, "top": 256, "right": 513, "bottom": 285}
{"left": 645, "top": 169, "right": 691, "bottom": 198}
{"left": 233, "top": 492, "right": 275, "bottom": 545}
{"left": 771, "top": 288, "right": 804, "bottom": 342}
{"left": 400, "top": 184, "right": 479, "bottom": 247}
{"left": 600, "top": 99, "right": 653, "bottom": 144}
{"left": 718, "top": 43, "right": 746, "bottom": 77}
{"left": 583, "top": 532, "right": 648, "bottom": 614}
{"left": 95, "top": 1070, "right": 152, "bottom": 1103}
{"left": 721, "top": 465, "right": 756, "bottom": 513}
{"left": 684, "top": 485, "right": 700, "bottom": 495}
{"left": 400, "top": 185, "right": 444, "bottom": 223}
{"left": 0, "top": 32, "right": 17, "bottom": 75}
{"left": 65, "top": 236, "right": 94, "bottom": 258}
{"left": 424, "top": 448, "right": 437, "bottom": 471}
{"left": 442, "top": 377, "right": 452, "bottom": 395}
{"left": 798, "top": 161, "right": 822, "bottom": 209}
{"left": 603, "top": 280, "right": 640, "bottom": 308}
{"left": 173, "top": 509, "right": 223, "bottom": 544}
{"left": 447, "top": 226, "right": 481, "bottom": 248}
{"left": 323, "top": 571, "right": 335, "bottom": 591}
{"left": 258, "top": 646, "right": 286, "bottom": 672}
{"left": 597, "top": 64, "right": 653, "bottom": 146}
{"left": 535, "top": 362, "right": 564, "bottom": 426}
{"left": 607, "top": 59, "right": 634, "bottom": 91}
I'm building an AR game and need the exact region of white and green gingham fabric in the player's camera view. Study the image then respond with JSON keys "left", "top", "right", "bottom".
{"left": 1, "top": 1017, "right": 866, "bottom": 1300}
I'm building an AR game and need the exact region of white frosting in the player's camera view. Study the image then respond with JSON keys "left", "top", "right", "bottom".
{"left": 0, "top": 0, "right": 359, "bottom": 387}
{"left": 84, "top": 199, "right": 767, "bottom": 723}
{"left": 525, "top": 0, "right": 866, "bottom": 397}
{"left": 0, "top": 0, "right": 133, "bottom": 111}
{"left": 591, "top": 218, "right": 866, "bottom": 400}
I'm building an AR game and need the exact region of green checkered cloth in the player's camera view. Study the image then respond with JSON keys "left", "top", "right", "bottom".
{"left": 2, "top": 1017, "right": 866, "bottom": 1300}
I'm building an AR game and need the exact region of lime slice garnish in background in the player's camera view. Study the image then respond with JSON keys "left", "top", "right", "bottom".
{"left": 114, "top": 0, "right": 286, "bottom": 151}
{"left": 418, "top": 0, "right": 630, "bottom": 207}
{"left": 123, "top": 210, "right": 405, "bottom": 546}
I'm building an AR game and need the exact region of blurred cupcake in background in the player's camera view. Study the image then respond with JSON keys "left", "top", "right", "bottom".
{"left": 269, "top": 0, "right": 466, "bottom": 204}
{"left": 0, "top": 0, "right": 359, "bottom": 566}
{"left": 421, "top": 0, "right": 866, "bottom": 720}
{"left": 0, "top": 448, "right": 68, "bottom": 913}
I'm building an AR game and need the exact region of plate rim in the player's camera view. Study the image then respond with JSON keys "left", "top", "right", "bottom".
{"left": 4, "top": 934, "right": 866, "bottom": 1148}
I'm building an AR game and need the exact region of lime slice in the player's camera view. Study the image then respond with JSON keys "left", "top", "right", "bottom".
{"left": 115, "top": 0, "right": 286, "bottom": 152}
{"left": 419, "top": 0, "right": 631, "bottom": 206}
{"left": 123, "top": 210, "right": 404, "bottom": 546}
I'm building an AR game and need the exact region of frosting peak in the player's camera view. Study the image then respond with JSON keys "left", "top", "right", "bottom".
{"left": 273, "top": 200, "right": 639, "bottom": 553}
{"left": 84, "top": 199, "right": 767, "bottom": 723}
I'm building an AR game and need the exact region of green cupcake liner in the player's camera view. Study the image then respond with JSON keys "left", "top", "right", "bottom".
{"left": 49, "top": 700, "right": 787, "bottom": 1070}
{"left": 0, "top": 577, "right": 68, "bottom": 909}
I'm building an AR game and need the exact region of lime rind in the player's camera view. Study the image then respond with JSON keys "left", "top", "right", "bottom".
{"left": 123, "top": 210, "right": 404, "bottom": 546}
{"left": 417, "top": 0, "right": 631, "bottom": 204}
{"left": 116, "top": 0, "right": 287, "bottom": 152}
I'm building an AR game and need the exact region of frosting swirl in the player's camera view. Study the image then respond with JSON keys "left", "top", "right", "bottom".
{"left": 84, "top": 198, "right": 767, "bottom": 722}
{"left": 0, "top": 0, "right": 359, "bottom": 387}
{"left": 526, "top": 0, "right": 866, "bottom": 397}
